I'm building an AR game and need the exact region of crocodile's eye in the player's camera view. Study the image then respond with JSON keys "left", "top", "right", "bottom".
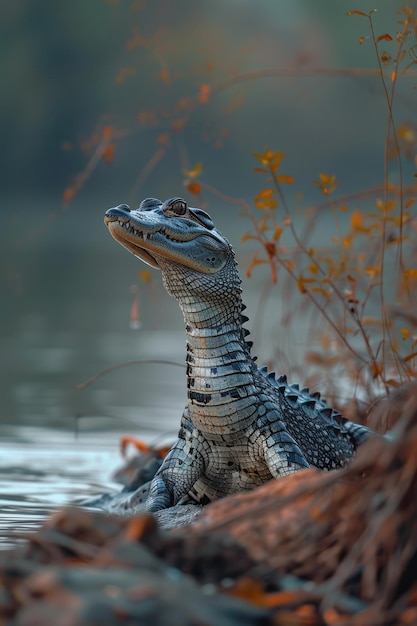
{"left": 169, "top": 199, "right": 187, "bottom": 215}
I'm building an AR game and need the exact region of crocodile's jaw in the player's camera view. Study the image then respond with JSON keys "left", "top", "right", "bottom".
{"left": 105, "top": 212, "right": 161, "bottom": 269}
{"left": 104, "top": 199, "right": 230, "bottom": 274}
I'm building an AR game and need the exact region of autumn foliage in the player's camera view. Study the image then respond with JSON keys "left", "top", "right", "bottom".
{"left": 64, "top": 5, "right": 417, "bottom": 408}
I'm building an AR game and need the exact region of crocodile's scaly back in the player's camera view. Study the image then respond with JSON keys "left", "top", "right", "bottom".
{"left": 104, "top": 197, "right": 372, "bottom": 511}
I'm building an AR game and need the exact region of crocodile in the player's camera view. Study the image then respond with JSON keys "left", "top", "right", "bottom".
{"left": 104, "top": 196, "right": 373, "bottom": 513}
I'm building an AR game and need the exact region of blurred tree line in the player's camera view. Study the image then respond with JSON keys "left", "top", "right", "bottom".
{"left": 2, "top": 0, "right": 412, "bottom": 206}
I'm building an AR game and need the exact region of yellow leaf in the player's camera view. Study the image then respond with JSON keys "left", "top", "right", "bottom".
{"left": 182, "top": 162, "right": 202, "bottom": 179}
{"left": 319, "top": 173, "right": 336, "bottom": 185}
{"left": 375, "top": 199, "right": 395, "bottom": 212}
{"left": 273, "top": 225, "right": 283, "bottom": 241}
{"left": 403, "top": 269, "right": 417, "bottom": 279}
{"left": 254, "top": 188, "right": 277, "bottom": 210}
{"left": 400, "top": 328, "right": 410, "bottom": 340}
{"left": 253, "top": 149, "right": 285, "bottom": 172}
{"left": 365, "top": 266, "right": 381, "bottom": 279}
{"left": 311, "top": 287, "right": 332, "bottom": 297}
{"left": 138, "top": 270, "right": 152, "bottom": 283}
{"left": 351, "top": 209, "right": 363, "bottom": 230}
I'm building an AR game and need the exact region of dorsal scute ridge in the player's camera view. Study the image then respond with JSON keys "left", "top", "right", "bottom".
{"left": 256, "top": 362, "right": 347, "bottom": 432}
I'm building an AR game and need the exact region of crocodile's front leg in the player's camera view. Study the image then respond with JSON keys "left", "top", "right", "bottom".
{"left": 260, "top": 414, "right": 310, "bottom": 478}
{"left": 143, "top": 410, "right": 208, "bottom": 512}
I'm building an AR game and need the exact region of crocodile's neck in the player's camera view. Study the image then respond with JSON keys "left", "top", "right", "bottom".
{"left": 159, "top": 257, "right": 256, "bottom": 436}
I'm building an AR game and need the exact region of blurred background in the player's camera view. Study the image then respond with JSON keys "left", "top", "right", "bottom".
{"left": 1, "top": 0, "right": 415, "bottom": 432}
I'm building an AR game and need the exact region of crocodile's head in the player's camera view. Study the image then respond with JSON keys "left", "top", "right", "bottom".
{"left": 105, "top": 197, "right": 245, "bottom": 329}
{"left": 104, "top": 197, "right": 231, "bottom": 275}
{"left": 104, "top": 198, "right": 241, "bottom": 310}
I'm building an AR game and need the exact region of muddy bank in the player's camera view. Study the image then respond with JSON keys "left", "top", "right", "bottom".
{"left": 1, "top": 388, "right": 417, "bottom": 625}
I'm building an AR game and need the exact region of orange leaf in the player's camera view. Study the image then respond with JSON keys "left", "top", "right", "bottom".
{"left": 157, "top": 133, "right": 170, "bottom": 145}
{"left": 347, "top": 10, "right": 368, "bottom": 16}
{"left": 62, "top": 187, "right": 75, "bottom": 203}
{"left": 130, "top": 295, "right": 140, "bottom": 329}
{"left": 102, "top": 126, "right": 113, "bottom": 139}
{"left": 405, "top": 197, "right": 415, "bottom": 209}
{"left": 241, "top": 232, "right": 260, "bottom": 243}
{"left": 265, "top": 242, "right": 276, "bottom": 257}
{"left": 187, "top": 182, "right": 201, "bottom": 195}
{"left": 199, "top": 84, "right": 211, "bottom": 104}
{"left": 377, "top": 33, "right": 393, "bottom": 43}
{"left": 305, "top": 351, "right": 325, "bottom": 365}
{"left": 257, "top": 188, "right": 274, "bottom": 199}
{"left": 276, "top": 175, "right": 294, "bottom": 184}
{"left": 103, "top": 144, "right": 115, "bottom": 164}
{"left": 171, "top": 118, "right": 186, "bottom": 133}
{"left": 254, "top": 188, "right": 277, "bottom": 210}
{"left": 115, "top": 67, "right": 136, "bottom": 84}
{"left": 160, "top": 68, "right": 170, "bottom": 83}
{"left": 297, "top": 275, "right": 315, "bottom": 294}
{"left": 246, "top": 253, "right": 268, "bottom": 278}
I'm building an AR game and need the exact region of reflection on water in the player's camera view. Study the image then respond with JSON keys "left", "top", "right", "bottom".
{"left": 0, "top": 426, "right": 176, "bottom": 550}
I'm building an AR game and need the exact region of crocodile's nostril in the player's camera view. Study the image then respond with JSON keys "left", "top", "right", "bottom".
{"left": 117, "top": 204, "right": 130, "bottom": 212}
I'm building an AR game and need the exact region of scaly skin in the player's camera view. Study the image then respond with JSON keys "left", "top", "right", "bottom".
{"left": 104, "top": 197, "right": 372, "bottom": 512}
